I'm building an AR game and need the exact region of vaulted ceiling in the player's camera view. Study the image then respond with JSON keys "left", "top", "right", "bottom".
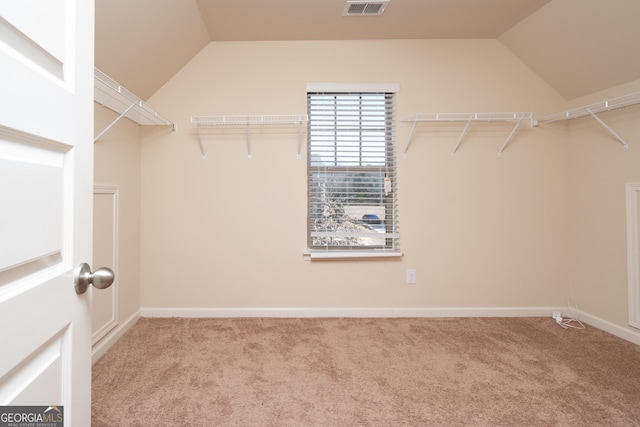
{"left": 95, "top": 0, "right": 640, "bottom": 101}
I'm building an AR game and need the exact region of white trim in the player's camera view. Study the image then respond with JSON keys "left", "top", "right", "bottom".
{"left": 91, "top": 310, "right": 141, "bottom": 364}
{"left": 92, "top": 185, "right": 119, "bottom": 345}
{"left": 626, "top": 182, "right": 640, "bottom": 330}
{"left": 306, "top": 83, "right": 400, "bottom": 93}
{"left": 303, "top": 251, "right": 403, "bottom": 260}
{"left": 578, "top": 310, "right": 640, "bottom": 346}
{"left": 140, "top": 306, "right": 557, "bottom": 319}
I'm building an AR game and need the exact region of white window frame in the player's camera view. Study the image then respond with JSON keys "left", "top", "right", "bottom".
{"left": 305, "top": 83, "right": 401, "bottom": 260}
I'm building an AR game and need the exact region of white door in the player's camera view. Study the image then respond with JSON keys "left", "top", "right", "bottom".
{"left": 0, "top": 1, "right": 95, "bottom": 426}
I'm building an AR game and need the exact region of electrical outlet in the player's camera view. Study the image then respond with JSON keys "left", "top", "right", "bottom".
{"left": 552, "top": 310, "right": 561, "bottom": 319}
{"left": 406, "top": 269, "right": 416, "bottom": 284}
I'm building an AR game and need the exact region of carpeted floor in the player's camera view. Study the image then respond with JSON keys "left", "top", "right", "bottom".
{"left": 92, "top": 317, "right": 640, "bottom": 426}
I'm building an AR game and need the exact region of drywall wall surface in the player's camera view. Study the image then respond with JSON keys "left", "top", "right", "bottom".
{"left": 566, "top": 80, "right": 640, "bottom": 330}
{"left": 140, "top": 39, "right": 571, "bottom": 310}
{"left": 94, "top": 106, "right": 142, "bottom": 322}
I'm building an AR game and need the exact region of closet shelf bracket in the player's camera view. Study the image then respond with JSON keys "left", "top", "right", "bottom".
{"left": 196, "top": 123, "right": 206, "bottom": 159}
{"left": 536, "top": 91, "right": 640, "bottom": 150}
{"left": 402, "top": 112, "right": 534, "bottom": 157}
{"left": 497, "top": 114, "right": 526, "bottom": 157}
{"left": 94, "top": 68, "right": 176, "bottom": 142}
{"left": 247, "top": 123, "right": 252, "bottom": 159}
{"left": 94, "top": 101, "right": 138, "bottom": 143}
{"left": 191, "top": 115, "right": 308, "bottom": 159}
{"left": 402, "top": 120, "right": 418, "bottom": 157}
{"left": 451, "top": 118, "right": 472, "bottom": 158}
{"left": 586, "top": 108, "right": 628, "bottom": 150}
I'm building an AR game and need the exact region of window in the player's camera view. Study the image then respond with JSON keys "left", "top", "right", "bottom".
{"left": 307, "top": 88, "right": 399, "bottom": 255}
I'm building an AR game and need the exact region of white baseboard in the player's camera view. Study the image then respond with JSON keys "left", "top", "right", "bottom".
{"left": 134, "top": 306, "right": 640, "bottom": 346}
{"left": 577, "top": 311, "right": 640, "bottom": 346}
{"left": 140, "top": 306, "right": 558, "bottom": 319}
{"left": 92, "top": 310, "right": 141, "bottom": 364}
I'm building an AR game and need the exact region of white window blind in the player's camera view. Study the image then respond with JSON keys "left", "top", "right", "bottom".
{"left": 307, "top": 91, "right": 399, "bottom": 253}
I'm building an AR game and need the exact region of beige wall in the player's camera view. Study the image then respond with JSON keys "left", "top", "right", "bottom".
{"left": 565, "top": 80, "right": 640, "bottom": 331}
{"left": 94, "top": 106, "right": 142, "bottom": 329}
{"left": 139, "top": 39, "right": 574, "bottom": 310}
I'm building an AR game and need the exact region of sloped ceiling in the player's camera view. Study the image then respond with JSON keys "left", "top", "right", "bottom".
{"left": 95, "top": 0, "right": 640, "bottom": 101}
{"left": 95, "top": 0, "right": 210, "bottom": 102}
{"left": 499, "top": 0, "right": 640, "bottom": 100}
{"left": 195, "top": 0, "right": 550, "bottom": 41}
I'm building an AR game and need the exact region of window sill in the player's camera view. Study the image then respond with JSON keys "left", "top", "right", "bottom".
{"left": 303, "top": 250, "right": 403, "bottom": 261}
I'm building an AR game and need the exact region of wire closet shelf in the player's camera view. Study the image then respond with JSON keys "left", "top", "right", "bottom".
{"left": 190, "top": 114, "right": 308, "bottom": 159}
{"left": 94, "top": 68, "right": 176, "bottom": 142}
{"left": 536, "top": 91, "right": 640, "bottom": 150}
{"left": 402, "top": 112, "right": 534, "bottom": 157}
{"left": 537, "top": 92, "right": 640, "bottom": 123}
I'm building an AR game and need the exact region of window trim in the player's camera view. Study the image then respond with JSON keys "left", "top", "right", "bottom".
{"left": 306, "top": 83, "right": 400, "bottom": 94}
{"left": 305, "top": 83, "right": 402, "bottom": 260}
{"left": 303, "top": 250, "right": 403, "bottom": 260}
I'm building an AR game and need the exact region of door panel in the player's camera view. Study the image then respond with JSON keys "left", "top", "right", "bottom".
{"left": 0, "top": 322, "right": 67, "bottom": 405}
{"left": 0, "top": 1, "right": 94, "bottom": 425}
{"left": 0, "top": 0, "right": 66, "bottom": 65}
{"left": 0, "top": 137, "right": 65, "bottom": 274}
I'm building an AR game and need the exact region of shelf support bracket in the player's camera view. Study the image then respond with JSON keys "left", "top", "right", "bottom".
{"left": 246, "top": 123, "right": 252, "bottom": 159}
{"left": 586, "top": 108, "right": 629, "bottom": 150}
{"left": 196, "top": 124, "right": 206, "bottom": 159}
{"left": 402, "top": 119, "right": 418, "bottom": 157}
{"left": 94, "top": 101, "right": 138, "bottom": 143}
{"left": 451, "top": 119, "right": 473, "bottom": 158}
{"left": 498, "top": 115, "right": 525, "bottom": 156}
{"left": 297, "top": 119, "right": 304, "bottom": 159}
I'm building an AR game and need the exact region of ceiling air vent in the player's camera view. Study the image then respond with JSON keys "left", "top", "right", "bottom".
{"left": 342, "top": 1, "right": 390, "bottom": 16}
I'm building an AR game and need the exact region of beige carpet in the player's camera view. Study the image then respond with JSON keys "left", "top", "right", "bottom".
{"left": 92, "top": 317, "right": 640, "bottom": 426}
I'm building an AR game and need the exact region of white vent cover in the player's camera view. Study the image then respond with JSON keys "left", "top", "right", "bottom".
{"left": 342, "top": 1, "right": 390, "bottom": 16}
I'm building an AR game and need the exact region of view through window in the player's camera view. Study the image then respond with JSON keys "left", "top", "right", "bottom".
{"left": 307, "top": 91, "right": 398, "bottom": 251}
